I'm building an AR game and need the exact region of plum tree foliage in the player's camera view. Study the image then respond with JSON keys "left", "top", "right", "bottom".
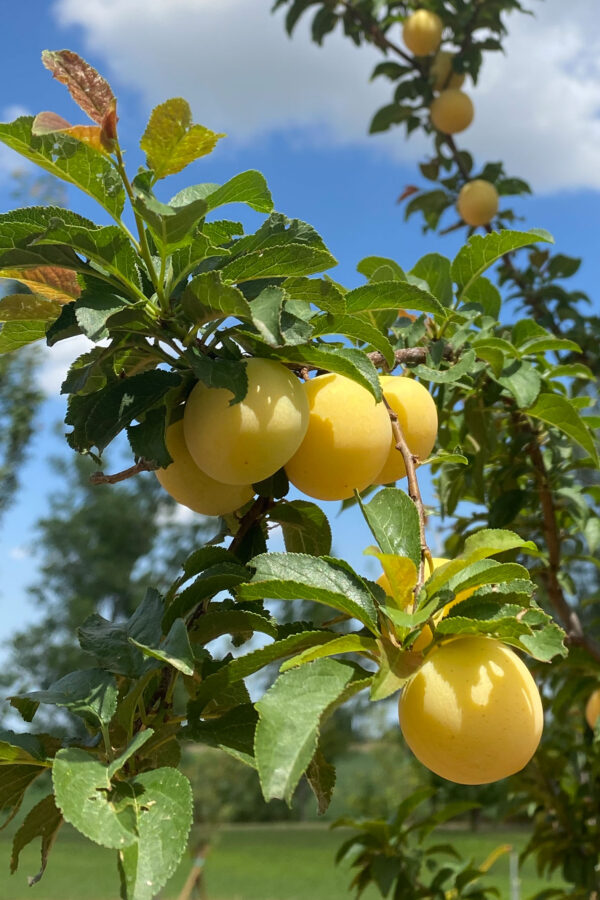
{"left": 0, "top": 3, "right": 598, "bottom": 896}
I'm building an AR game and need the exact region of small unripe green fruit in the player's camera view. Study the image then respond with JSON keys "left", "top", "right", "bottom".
{"left": 399, "top": 635, "right": 544, "bottom": 784}
{"left": 403, "top": 9, "right": 443, "bottom": 56}
{"left": 457, "top": 179, "right": 499, "bottom": 227}
{"left": 374, "top": 376, "right": 438, "bottom": 484}
{"left": 156, "top": 420, "right": 254, "bottom": 516}
{"left": 430, "top": 89, "right": 474, "bottom": 134}
{"left": 285, "top": 373, "right": 391, "bottom": 501}
{"left": 183, "top": 357, "right": 309, "bottom": 486}
{"left": 431, "top": 50, "right": 465, "bottom": 91}
{"left": 585, "top": 689, "right": 600, "bottom": 730}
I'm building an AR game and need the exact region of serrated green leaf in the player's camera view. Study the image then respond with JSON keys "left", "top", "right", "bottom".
{"left": 425, "top": 530, "right": 537, "bottom": 596}
{"left": 188, "top": 630, "right": 337, "bottom": 714}
{"left": 527, "top": 393, "right": 599, "bottom": 465}
{"left": 0, "top": 767, "right": 46, "bottom": 830}
{"left": 0, "top": 293, "right": 62, "bottom": 323}
{"left": 410, "top": 253, "right": 453, "bottom": 306}
{"left": 518, "top": 623, "right": 568, "bottom": 661}
{"left": 254, "top": 658, "right": 355, "bottom": 804}
{"left": 462, "top": 275, "right": 502, "bottom": 318}
{"left": 221, "top": 243, "right": 336, "bottom": 283}
{"left": 10, "top": 793, "right": 62, "bottom": 884}
{"left": 189, "top": 609, "right": 278, "bottom": 645}
{"left": 344, "top": 281, "right": 445, "bottom": 319}
{"left": 306, "top": 748, "right": 336, "bottom": 815}
{"left": 0, "top": 320, "right": 47, "bottom": 353}
{"left": 140, "top": 98, "right": 224, "bottom": 180}
{"left": 453, "top": 229, "right": 553, "bottom": 300}
{"left": 312, "top": 313, "right": 395, "bottom": 367}
{"left": 280, "top": 634, "right": 378, "bottom": 672}
{"left": 14, "top": 669, "right": 117, "bottom": 727}
{"left": 127, "top": 406, "right": 171, "bottom": 468}
{"left": 163, "top": 562, "right": 250, "bottom": 631}
{"left": 182, "top": 270, "right": 251, "bottom": 325}
{"left": 0, "top": 117, "right": 124, "bottom": 218}
{"left": 249, "top": 285, "right": 313, "bottom": 347}
{"left": 413, "top": 349, "right": 480, "bottom": 384}
{"left": 268, "top": 499, "right": 332, "bottom": 556}
{"left": 358, "top": 256, "right": 406, "bottom": 281}
{"left": 282, "top": 276, "right": 346, "bottom": 314}
{"left": 171, "top": 170, "right": 273, "bottom": 214}
{"left": 492, "top": 360, "right": 541, "bottom": 408}
{"left": 66, "top": 370, "right": 181, "bottom": 454}
{"left": 183, "top": 704, "right": 258, "bottom": 765}
{"left": 359, "top": 488, "right": 421, "bottom": 569}
{"left": 133, "top": 189, "right": 208, "bottom": 253}
{"left": 180, "top": 546, "right": 242, "bottom": 581}
{"left": 239, "top": 553, "right": 379, "bottom": 632}
{"left": 130, "top": 618, "right": 194, "bottom": 676}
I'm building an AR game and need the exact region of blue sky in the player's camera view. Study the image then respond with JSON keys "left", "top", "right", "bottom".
{"left": 0, "top": 0, "right": 599, "bottom": 657}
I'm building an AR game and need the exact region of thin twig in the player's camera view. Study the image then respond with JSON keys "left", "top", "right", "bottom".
{"left": 90, "top": 458, "right": 158, "bottom": 485}
{"left": 382, "top": 396, "right": 432, "bottom": 592}
{"left": 229, "top": 495, "right": 275, "bottom": 556}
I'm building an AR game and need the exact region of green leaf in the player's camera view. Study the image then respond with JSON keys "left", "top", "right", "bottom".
{"left": 410, "top": 253, "right": 453, "bottom": 306}
{"left": 130, "top": 618, "right": 195, "bottom": 676}
{"left": 15, "top": 670, "right": 118, "bottom": 727}
{"left": 221, "top": 243, "right": 337, "bottom": 283}
{"left": 527, "top": 393, "right": 599, "bottom": 465}
{"left": 184, "top": 352, "right": 248, "bottom": 405}
{"left": 0, "top": 293, "right": 62, "bottom": 323}
{"left": 133, "top": 189, "right": 208, "bottom": 253}
{"left": 0, "top": 767, "right": 45, "bottom": 830}
{"left": 425, "top": 530, "right": 537, "bottom": 595}
{"left": 74, "top": 291, "right": 129, "bottom": 342}
{"left": 280, "top": 634, "right": 379, "bottom": 672}
{"left": 462, "top": 275, "right": 502, "bottom": 318}
{"left": 10, "top": 794, "right": 62, "bottom": 885}
{"left": 236, "top": 341, "right": 382, "bottom": 401}
{"left": 140, "top": 98, "right": 224, "bottom": 180}
{"left": 249, "top": 286, "right": 313, "bottom": 347}
{"left": 117, "top": 768, "right": 193, "bottom": 900}
{"left": 357, "top": 256, "right": 406, "bottom": 282}
{"left": 0, "top": 732, "right": 49, "bottom": 765}
{"left": 453, "top": 229, "right": 553, "bottom": 300}
{"left": 306, "top": 749, "right": 336, "bottom": 815}
{"left": 66, "top": 370, "right": 181, "bottom": 454}
{"left": 312, "top": 313, "right": 395, "bottom": 367}
{"left": 268, "top": 500, "right": 332, "bottom": 556}
{"left": 183, "top": 704, "right": 258, "bottom": 766}
{"left": 188, "top": 630, "right": 338, "bottom": 713}
{"left": 188, "top": 609, "right": 278, "bottom": 645}
{"left": 492, "top": 360, "right": 541, "bottom": 408}
{"left": 239, "top": 553, "right": 380, "bottom": 633}
{"left": 412, "top": 349, "right": 480, "bottom": 384}
{"left": 282, "top": 276, "right": 346, "bottom": 314}
{"left": 127, "top": 406, "right": 171, "bottom": 468}
{"left": 344, "top": 281, "right": 446, "bottom": 319}
{"left": 0, "top": 117, "right": 124, "bottom": 218}
{"left": 171, "top": 170, "right": 273, "bottom": 214}
{"left": 0, "top": 320, "right": 47, "bottom": 354}
{"left": 181, "top": 546, "right": 242, "bottom": 581}
{"left": 163, "top": 562, "right": 250, "bottom": 631}
{"left": 254, "top": 659, "right": 355, "bottom": 804}
{"left": 182, "top": 270, "right": 251, "bottom": 325}
{"left": 359, "top": 488, "right": 421, "bottom": 569}
{"left": 518, "top": 623, "right": 568, "bottom": 662}
{"left": 33, "top": 221, "right": 142, "bottom": 296}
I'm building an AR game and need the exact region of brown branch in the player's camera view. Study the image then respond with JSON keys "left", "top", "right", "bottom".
{"left": 90, "top": 458, "right": 158, "bottom": 484}
{"left": 382, "top": 396, "right": 432, "bottom": 592}
{"left": 527, "top": 428, "right": 600, "bottom": 665}
{"left": 229, "top": 494, "right": 275, "bottom": 556}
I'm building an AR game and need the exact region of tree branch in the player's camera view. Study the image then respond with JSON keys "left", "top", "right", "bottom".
{"left": 382, "top": 396, "right": 432, "bottom": 592}
{"left": 90, "top": 458, "right": 158, "bottom": 485}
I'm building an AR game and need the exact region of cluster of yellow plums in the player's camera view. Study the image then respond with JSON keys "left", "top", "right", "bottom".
{"left": 156, "top": 357, "right": 438, "bottom": 516}
{"left": 403, "top": 8, "right": 499, "bottom": 227}
{"left": 379, "top": 557, "right": 545, "bottom": 785}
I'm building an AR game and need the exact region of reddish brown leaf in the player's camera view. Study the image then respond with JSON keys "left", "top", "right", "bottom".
{"left": 0, "top": 266, "right": 81, "bottom": 302}
{"left": 397, "top": 185, "right": 419, "bottom": 204}
{"left": 100, "top": 99, "right": 119, "bottom": 150}
{"left": 41, "top": 50, "right": 115, "bottom": 125}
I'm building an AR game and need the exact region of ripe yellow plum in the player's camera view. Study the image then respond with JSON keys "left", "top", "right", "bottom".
{"left": 374, "top": 376, "right": 438, "bottom": 484}
{"left": 183, "top": 358, "right": 309, "bottom": 486}
{"left": 403, "top": 9, "right": 443, "bottom": 56}
{"left": 585, "top": 689, "right": 600, "bottom": 730}
{"left": 431, "top": 50, "right": 465, "bottom": 91}
{"left": 285, "top": 373, "right": 391, "bottom": 501}
{"left": 430, "top": 89, "right": 474, "bottom": 134}
{"left": 457, "top": 180, "right": 499, "bottom": 227}
{"left": 156, "top": 420, "right": 254, "bottom": 516}
{"left": 399, "top": 635, "right": 544, "bottom": 784}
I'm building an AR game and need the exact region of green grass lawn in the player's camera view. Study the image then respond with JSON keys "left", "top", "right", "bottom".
{"left": 0, "top": 824, "right": 563, "bottom": 900}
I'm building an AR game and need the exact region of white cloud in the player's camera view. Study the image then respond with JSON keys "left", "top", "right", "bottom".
{"left": 52, "top": 0, "right": 600, "bottom": 192}
{"left": 9, "top": 545, "right": 31, "bottom": 560}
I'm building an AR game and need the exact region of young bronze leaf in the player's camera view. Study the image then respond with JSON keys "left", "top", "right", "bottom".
{"left": 140, "top": 98, "right": 225, "bottom": 181}
{"left": 0, "top": 265, "right": 81, "bottom": 301}
{"left": 41, "top": 50, "right": 116, "bottom": 125}
{"left": 10, "top": 794, "right": 62, "bottom": 885}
